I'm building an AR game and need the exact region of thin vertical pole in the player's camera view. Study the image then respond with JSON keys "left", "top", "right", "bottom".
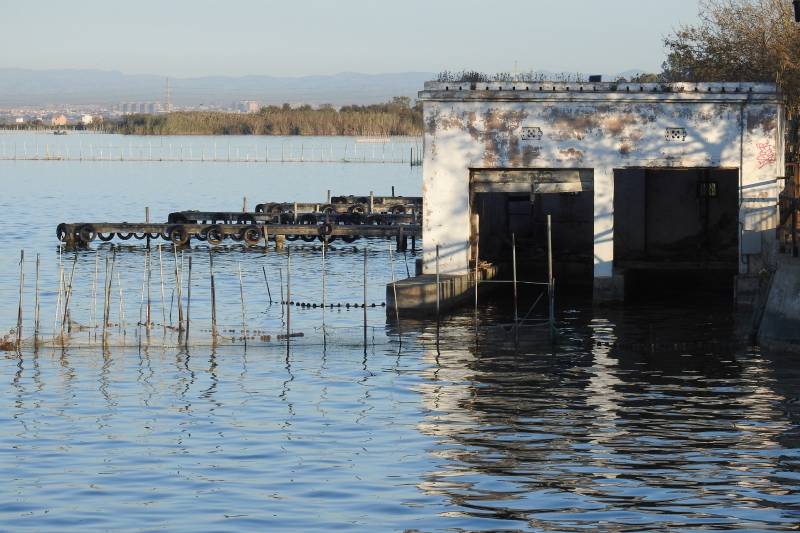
{"left": 210, "top": 251, "right": 217, "bottom": 340}
{"left": 435, "top": 245, "right": 440, "bottom": 324}
{"left": 91, "top": 252, "right": 99, "bottom": 336}
{"left": 61, "top": 254, "right": 78, "bottom": 335}
{"left": 237, "top": 261, "right": 247, "bottom": 346}
{"left": 474, "top": 225, "right": 480, "bottom": 327}
{"left": 363, "top": 247, "right": 368, "bottom": 351}
{"left": 16, "top": 250, "right": 24, "bottom": 347}
{"left": 186, "top": 256, "right": 192, "bottom": 347}
{"left": 547, "top": 214, "right": 555, "bottom": 338}
{"left": 322, "top": 241, "right": 327, "bottom": 344}
{"left": 173, "top": 245, "right": 183, "bottom": 330}
{"left": 117, "top": 270, "right": 125, "bottom": 335}
{"left": 146, "top": 249, "right": 151, "bottom": 329}
{"left": 158, "top": 244, "right": 166, "bottom": 331}
{"left": 512, "top": 233, "right": 518, "bottom": 329}
{"left": 34, "top": 254, "right": 40, "bottom": 345}
{"left": 262, "top": 265, "right": 273, "bottom": 304}
{"left": 388, "top": 241, "right": 401, "bottom": 334}
{"left": 145, "top": 206, "right": 151, "bottom": 249}
{"left": 286, "top": 250, "right": 291, "bottom": 341}
{"left": 279, "top": 266, "right": 285, "bottom": 318}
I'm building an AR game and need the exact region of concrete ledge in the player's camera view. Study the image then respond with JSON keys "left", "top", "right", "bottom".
{"left": 758, "top": 259, "right": 800, "bottom": 349}
{"left": 387, "top": 264, "right": 498, "bottom": 316}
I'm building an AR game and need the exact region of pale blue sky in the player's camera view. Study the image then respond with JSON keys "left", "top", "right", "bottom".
{"left": 1, "top": 0, "right": 702, "bottom": 77}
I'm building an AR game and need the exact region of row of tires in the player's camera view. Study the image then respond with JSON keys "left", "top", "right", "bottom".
{"left": 169, "top": 211, "right": 417, "bottom": 226}
{"left": 57, "top": 223, "right": 360, "bottom": 246}
{"left": 254, "top": 202, "right": 415, "bottom": 216}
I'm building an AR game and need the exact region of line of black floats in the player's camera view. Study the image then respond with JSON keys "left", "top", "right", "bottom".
{"left": 56, "top": 194, "right": 422, "bottom": 250}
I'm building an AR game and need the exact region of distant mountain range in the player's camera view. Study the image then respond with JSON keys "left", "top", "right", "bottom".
{"left": 0, "top": 68, "right": 652, "bottom": 107}
{"left": 0, "top": 69, "right": 435, "bottom": 107}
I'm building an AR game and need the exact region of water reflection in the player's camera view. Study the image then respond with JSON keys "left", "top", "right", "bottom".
{"left": 415, "top": 302, "right": 800, "bottom": 530}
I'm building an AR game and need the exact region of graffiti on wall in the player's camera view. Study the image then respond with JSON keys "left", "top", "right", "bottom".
{"left": 756, "top": 142, "right": 777, "bottom": 169}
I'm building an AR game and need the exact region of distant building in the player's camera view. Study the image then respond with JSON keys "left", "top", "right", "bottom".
{"left": 14, "top": 117, "right": 25, "bottom": 124}
{"left": 80, "top": 114, "right": 94, "bottom": 125}
{"left": 51, "top": 114, "right": 68, "bottom": 126}
{"left": 235, "top": 100, "right": 261, "bottom": 113}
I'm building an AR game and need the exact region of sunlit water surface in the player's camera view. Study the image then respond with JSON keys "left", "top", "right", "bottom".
{"left": 1, "top": 133, "right": 799, "bottom": 531}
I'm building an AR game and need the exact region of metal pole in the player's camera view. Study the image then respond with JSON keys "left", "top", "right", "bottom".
{"left": 146, "top": 249, "right": 151, "bottom": 329}
{"left": 547, "top": 214, "right": 555, "bottom": 337}
{"left": 16, "top": 250, "right": 24, "bottom": 348}
{"left": 388, "top": 241, "right": 401, "bottom": 333}
{"left": 435, "top": 245, "right": 440, "bottom": 323}
{"left": 262, "top": 265, "right": 273, "bottom": 304}
{"left": 145, "top": 206, "right": 150, "bottom": 249}
{"left": 512, "top": 233, "right": 518, "bottom": 329}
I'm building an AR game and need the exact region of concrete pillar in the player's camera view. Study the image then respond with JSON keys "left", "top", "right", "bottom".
{"left": 275, "top": 234, "right": 286, "bottom": 251}
{"left": 592, "top": 167, "right": 624, "bottom": 302}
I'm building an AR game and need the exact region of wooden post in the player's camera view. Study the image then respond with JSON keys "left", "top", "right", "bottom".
{"left": 34, "top": 253, "right": 40, "bottom": 346}
{"left": 209, "top": 251, "right": 217, "bottom": 340}
{"left": 145, "top": 206, "right": 151, "bottom": 249}
{"left": 146, "top": 249, "right": 151, "bottom": 330}
{"left": 186, "top": 256, "right": 192, "bottom": 347}
{"left": 322, "top": 240, "right": 327, "bottom": 345}
{"left": 243, "top": 196, "right": 247, "bottom": 213}
{"left": 61, "top": 254, "right": 78, "bottom": 335}
{"left": 16, "top": 250, "right": 24, "bottom": 348}
{"left": 363, "top": 247, "right": 368, "bottom": 351}
{"left": 286, "top": 249, "right": 291, "bottom": 342}
{"left": 474, "top": 216, "right": 480, "bottom": 319}
{"left": 173, "top": 245, "right": 183, "bottom": 331}
{"left": 237, "top": 261, "right": 247, "bottom": 347}
{"left": 369, "top": 191, "right": 374, "bottom": 213}
{"left": 158, "top": 244, "right": 166, "bottom": 331}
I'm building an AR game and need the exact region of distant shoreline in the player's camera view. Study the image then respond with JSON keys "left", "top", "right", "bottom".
{"left": 1, "top": 98, "right": 423, "bottom": 137}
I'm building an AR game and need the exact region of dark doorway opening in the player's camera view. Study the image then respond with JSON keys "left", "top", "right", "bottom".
{"left": 470, "top": 169, "right": 594, "bottom": 292}
{"left": 614, "top": 168, "right": 739, "bottom": 300}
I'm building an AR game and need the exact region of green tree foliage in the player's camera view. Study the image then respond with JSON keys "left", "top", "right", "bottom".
{"left": 661, "top": 0, "right": 800, "bottom": 159}
{"left": 114, "top": 98, "right": 422, "bottom": 136}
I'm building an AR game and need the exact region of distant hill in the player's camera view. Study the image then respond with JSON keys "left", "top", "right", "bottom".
{"left": 0, "top": 68, "right": 435, "bottom": 107}
{"left": 0, "top": 68, "right": 650, "bottom": 107}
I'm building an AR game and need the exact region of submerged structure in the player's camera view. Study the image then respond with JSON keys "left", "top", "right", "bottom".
{"left": 415, "top": 79, "right": 785, "bottom": 304}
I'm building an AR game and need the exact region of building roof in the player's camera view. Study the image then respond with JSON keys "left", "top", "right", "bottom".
{"left": 419, "top": 81, "right": 780, "bottom": 103}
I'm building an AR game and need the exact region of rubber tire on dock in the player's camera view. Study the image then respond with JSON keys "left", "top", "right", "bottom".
{"left": 98, "top": 232, "right": 115, "bottom": 241}
{"left": 56, "top": 223, "right": 69, "bottom": 242}
{"left": 167, "top": 225, "right": 190, "bottom": 246}
{"left": 78, "top": 224, "right": 97, "bottom": 243}
{"left": 242, "top": 226, "right": 262, "bottom": 246}
{"left": 206, "top": 225, "right": 224, "bottom": 245}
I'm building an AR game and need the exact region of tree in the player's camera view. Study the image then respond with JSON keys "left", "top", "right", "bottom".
{"left": 662, "top": 0, "right": 800, "bottom": 159}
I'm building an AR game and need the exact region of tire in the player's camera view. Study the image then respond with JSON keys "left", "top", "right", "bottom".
{"left": 98, "top": 232, "right": 115, "bottom": 241}
{"left": 78, "top": 224, "right": 96, "bottom": 243}
{"left": 117, "top": 232, "right": 133, "bottom": 240}
{"left": 167, "top": 225, "right": 190, "bottom": 246}
{"left": 242, "top": 226, "right": 262, "bottom": 246}
{"left": 206, "top": 225, "right": 223, "bottom": 245}
{"left": 56, "top": 223, "right": 69, "bottom": 242}
{"left": 342, "top": 234, "right": 358, "bottom": 243}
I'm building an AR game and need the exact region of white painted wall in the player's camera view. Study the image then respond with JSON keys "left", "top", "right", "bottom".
{"left": 419, "top": 82, "right": 783, "bottom": 279}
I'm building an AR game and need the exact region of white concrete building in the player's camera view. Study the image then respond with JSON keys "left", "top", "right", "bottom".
{"left": 417, "top": 80, "right": 785, "bottom": 302}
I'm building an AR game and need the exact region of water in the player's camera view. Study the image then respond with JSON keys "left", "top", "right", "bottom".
{"left": 1, "top": 133, "right": 799, "bottom": 531}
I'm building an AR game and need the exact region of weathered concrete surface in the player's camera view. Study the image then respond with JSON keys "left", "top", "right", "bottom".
{"left": 418, "top": 81, "right": 785, "bottom": 302}
{"left": 387, "top": 264, "right": 498, "bottom": 315}
{"left": 758, "top": 259, "right": 800, "bottom": 350}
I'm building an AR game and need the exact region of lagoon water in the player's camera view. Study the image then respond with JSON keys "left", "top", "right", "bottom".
{"left": 1, "top": 132, "right": 799, "bottom": 531}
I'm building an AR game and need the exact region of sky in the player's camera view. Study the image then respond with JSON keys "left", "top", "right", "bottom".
{"left": 0, "top": 0, "right": 702, "bottom": 77}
